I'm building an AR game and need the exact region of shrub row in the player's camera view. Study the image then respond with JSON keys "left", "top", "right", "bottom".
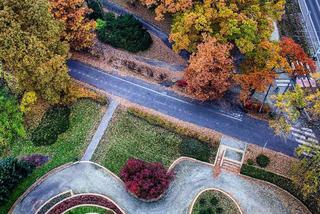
{"left": 241, "top": 164, "right": 319, "bottom": 214}
{"left": 31, "top": 106, "right": 70, "bottom": 146}
{"left": 127, "top": 107, "right": 219, "bottom": 145}
{"left": 47, "top": 194, "right": 123, "bottom": 214}
{"left": 96, "top": 13, "right": 152, "bottom": 53}
{"left": 120, "top": 159, "right": 173, "bottom": 200}
{"left": 0, "top": 157, "right": 34, "bottom": 203}
{"left": 37, "top": 191, "right": 72, "bottom": 214}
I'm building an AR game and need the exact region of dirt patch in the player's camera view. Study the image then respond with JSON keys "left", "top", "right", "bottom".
{"left": 72, "top": 39, "right": 184, "bottom": 82}
{"left": 243, "top": 144, "right": 298, "bottom": 178}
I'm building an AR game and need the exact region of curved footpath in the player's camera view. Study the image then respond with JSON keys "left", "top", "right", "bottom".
{"left": 12, "top": 160, "right": 309, "bottom": 214}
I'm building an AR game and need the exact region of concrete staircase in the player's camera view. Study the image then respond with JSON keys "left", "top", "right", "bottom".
{"left": 221, "top": 159, "right": 241, "bottom": 173}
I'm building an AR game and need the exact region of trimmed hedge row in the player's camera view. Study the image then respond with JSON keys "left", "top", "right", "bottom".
{"left": 241, "top": 164, "right": 319, "bottom": 214}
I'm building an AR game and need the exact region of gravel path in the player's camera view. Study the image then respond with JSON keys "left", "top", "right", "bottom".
{"left": 12, "top": 160, "right": 309, "bottom": 214}
{"left": 82, "top": 99, "right": 119, "bottom": 161}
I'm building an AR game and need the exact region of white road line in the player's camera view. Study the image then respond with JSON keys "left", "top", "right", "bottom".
{"left": 291, "top": 127, "right": 317, "bottom": 138}
{"left": 71, "top": 68, "right": 243, "bottom": 122}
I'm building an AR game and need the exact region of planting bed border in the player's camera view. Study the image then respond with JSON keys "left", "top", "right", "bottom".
{"left": 189, "top": 188, "right": 243, "bottom": 214}
{"left": 46, "top": 193, "right": 124, "bottom": 214}
{"left": 63, "top": 204, "right": 116, "bottom": 214}
{"left": 36, "top": 191, "right": 73, "bottom": 214}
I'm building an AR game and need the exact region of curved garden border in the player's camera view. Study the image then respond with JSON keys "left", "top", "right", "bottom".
{"left": 188, "top": 188, "right": 243, "bottom": 214}
{"left": 46, "top": 193, "right": 125, "bottom": 214}
{"left": 10, "top": 157, "right": 311, "bottom": 214}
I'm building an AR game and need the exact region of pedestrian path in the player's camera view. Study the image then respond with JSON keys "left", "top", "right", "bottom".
{"left": 291, "top": 126, "right": 319, "bottom": 147}
{"left": 82, "top": 99, "right": 119, "bottom": 161}
{"left": 11, "top": 160, "right": 310, "bottom": 214}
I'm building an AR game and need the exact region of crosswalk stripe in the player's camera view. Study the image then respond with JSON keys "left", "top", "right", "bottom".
{"left": 291, "top": 127, "right": 317, "bottom": 138}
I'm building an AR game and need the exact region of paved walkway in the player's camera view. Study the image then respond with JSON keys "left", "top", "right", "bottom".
{"left": 12, "top": 160, "right": 309, "bottom": 214}
{"left": 82, "top": 99, "right": 119, "bottom": 161}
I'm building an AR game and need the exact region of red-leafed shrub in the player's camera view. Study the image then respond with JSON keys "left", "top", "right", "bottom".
{"left": 176, "top": 80, "right": 188, "bottom": 88}
{"left": 120, "top": 159, "right": 174, "bottom": 200}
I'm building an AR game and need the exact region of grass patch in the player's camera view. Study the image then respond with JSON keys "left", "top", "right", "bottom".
{"left": 0, "top": 99, "right": 105, "bottom": 213}
{"left": 65, "top": 205, "right": 113, "bottom": 214}
{"left": 241, "top": 164, "right": 319, "bottom": 214}
{"left": 93, "top": 110, "right": 218, "bottom": 175}
{"left": 192, "top": 190, "right": 240, "bottom": 214}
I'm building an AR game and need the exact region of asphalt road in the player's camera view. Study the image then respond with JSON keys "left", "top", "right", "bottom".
{"left": 305, "top": 0, "right": 320, "bottom": 40}
{"left": 68, "top": 60, "right": 299, "bottom": 156}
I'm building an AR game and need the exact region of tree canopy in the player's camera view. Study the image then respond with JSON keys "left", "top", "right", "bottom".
{"left": 184, "top": 36, "right": 234, "bottom": 100}
{"left": 50, "top": 0, "right": 96, "bottom": 50}
{"left": 169, "top": 0, "right": 285, "bottom": 54}
{"left": 0, "top": 0, "right": 70, "bottom": 104}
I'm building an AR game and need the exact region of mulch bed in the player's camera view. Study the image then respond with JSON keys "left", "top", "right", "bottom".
{"left": 47, "top": 194, "right": 123, "bottom": 214}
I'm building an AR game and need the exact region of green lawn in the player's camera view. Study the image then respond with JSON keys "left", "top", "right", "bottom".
{"left": 93, "top": 110, "right": 218, "bottom": 175}
{"left": 0, "top": 99, "right": 105, "bottom": 213}
{"left": 192, "top": 190, "right": 240, "bottom": 214}
{"left": 65, "top": 205, "right": 114, "bottom": 214}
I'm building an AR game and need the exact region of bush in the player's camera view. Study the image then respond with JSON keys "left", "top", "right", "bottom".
{"left": 86, "top": 0, "right": 104, "bottom": 20}
{"left": 21, "top": 154, "right": 49, "bottom": 168}
{"left": 247, "top": 159, "right": 254, "bottom": 166}
{"left": 0, "top": 157, "right": 34, "bottom": 203}
{"left": 31, "top": 106, "right": 70, "bottom": 146}
{"left": 179, "top": 138, "right": 213, "bottom": 162}
{"left": 96, "top": 14, "right": 152, "bottom": 52}
{"left": 241, "top": 164, "right": 319, "bottom": 214}
{"left": 256, "top": 154, "right": 270, "bottom": 168}
{"left": 120, "top": 159, "right": 173, "bottom": 200}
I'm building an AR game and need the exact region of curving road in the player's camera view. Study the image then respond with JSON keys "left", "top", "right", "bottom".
{"left": 12, "top": 160, "right": 310, "bottom": 214}
{"left": 68, "top": 60, "right": 300, "bottom": 156}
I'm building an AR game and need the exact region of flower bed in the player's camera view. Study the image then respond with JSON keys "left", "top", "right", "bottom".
{"left": 47, "top": 194, "right": 123, "bottom": 214}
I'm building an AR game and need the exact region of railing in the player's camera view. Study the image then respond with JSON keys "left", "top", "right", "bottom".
{"left": 298, "top": 0, "right": 320, "bottom": 69}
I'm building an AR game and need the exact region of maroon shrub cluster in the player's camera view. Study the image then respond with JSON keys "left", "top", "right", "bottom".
{"left": 47, "top": 194, "right": 123, "bottom": 214}
{"left": 120, "top": 159, "right": 174, "bottom": 200}
{"left": 21, "top": 154, "right": 49, "bottom": 168}
{"left": 176, "top": 80, "right": 188, "bottom": 88}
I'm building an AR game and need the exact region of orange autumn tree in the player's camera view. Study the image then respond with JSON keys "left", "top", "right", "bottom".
{"left": 50, "top": 0, "right": 96, "bottom": 50}
{"left": 184, "top": 36, "right": 234, "bottom": 100}
{"left": 236, "top": 40, "right": 291, "bottom": 104}
{"left": 280, "top": 37, "right": 317, "bottom": 76}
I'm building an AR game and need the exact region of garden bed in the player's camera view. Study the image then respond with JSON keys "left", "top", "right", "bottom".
{"left": 47, "top": 194, "right": 123, "bottom": 214}
{"left": 0, "top": 99, "right": 106, "bottom": 214}
{"left": 65, "top": 205, "right": 114, "bottom": 214}
{"left": 93, "top": 107, "right": 219, "bottom": 175}
{"left": 243, "top": 144, "right": 298, "bottom": 177}
{"left": 191, "top": 190, "right": 241, "bottom": 214}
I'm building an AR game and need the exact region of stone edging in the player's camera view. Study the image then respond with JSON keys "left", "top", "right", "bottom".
{"left": 239, "top": 173, "right": 312, "bottom": 214}
{"left": 46, "top": 193, "right": 125, "bottom": 214}
{"left": 9, "top": 162, "right": 73, "bottom": 214}
{"left": 188, "top": 188, "right": 243, "bottom": 214}
{"left": 62, "top": 204, "right": 116, "bottom": 214}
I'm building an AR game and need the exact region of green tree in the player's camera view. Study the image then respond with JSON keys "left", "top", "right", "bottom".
{"left": 0, "top": 0, "right": 70, "bottom": 104}
{"left": 292, "top": 145, "right": 320, "bottom": 199}
{"left": 0, "top": 88, "right": 26, "bottom": 153}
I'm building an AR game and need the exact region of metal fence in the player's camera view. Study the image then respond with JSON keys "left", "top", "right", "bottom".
{"left": 298, "top": 0, "right": 320, "bottom": 69}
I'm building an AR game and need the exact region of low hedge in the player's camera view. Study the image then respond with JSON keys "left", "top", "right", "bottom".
{"left": 179, "top": 138, "right": 214, "bottom": 162}
{"left": 127, "top": 107, "right": 218, "bottom": 145}
{"left": 96, "top": 13, "right": 152, "bottom": 52}
{"left": 31, "top": 106, "right": 70, "bottom": 146}
{"left": 241, "top": 164, "right": 319, "bottom": 213}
